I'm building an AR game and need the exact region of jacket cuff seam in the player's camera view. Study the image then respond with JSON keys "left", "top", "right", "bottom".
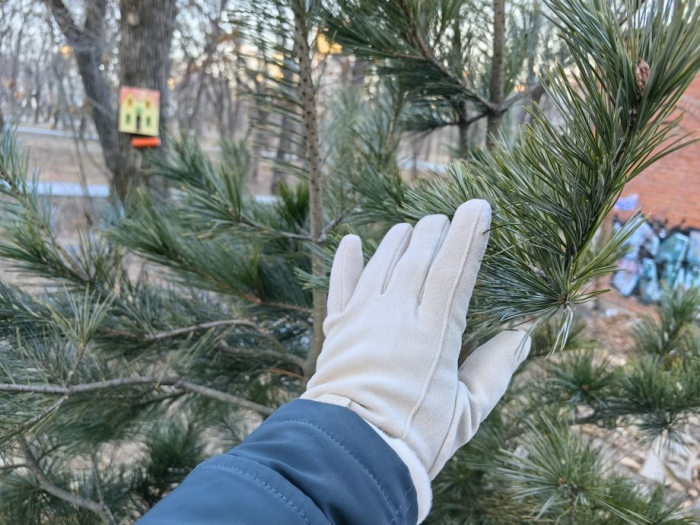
{"left": 263, "top": 418, "right": 411, "bottom": 524}
{"left": 193, "top": 462, "right": 314, "bottom": 525}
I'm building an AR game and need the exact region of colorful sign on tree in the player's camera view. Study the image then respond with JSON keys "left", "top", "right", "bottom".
{"left": 118, "top": 87, "right": 160, "bottom": 137}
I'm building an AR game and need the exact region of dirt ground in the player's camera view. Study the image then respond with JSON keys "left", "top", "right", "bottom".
{"left": 18, "top": 124, "right": 277, "bottom": 196}
{"left": 19, "top": 128, "right": 110, "bottom": 185}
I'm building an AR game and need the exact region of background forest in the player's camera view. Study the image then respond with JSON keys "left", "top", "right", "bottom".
{"left": 1, "top": 0, "right": 700, "bottom": 523}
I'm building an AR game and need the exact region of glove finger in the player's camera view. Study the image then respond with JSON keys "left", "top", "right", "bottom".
{"left": 421, "top": 200, "right": 491, "bottom": 320}
{"left": 327, "top": 235, "right": 364, "bottom": 316}
{"left": 390, "top": 214, "right": 450, "bottom": 299}
{"left": 457, "top": 330, "right": 530, "bottom": 436}
{"left": 354, "top": 222, "right": 413, "bottom": 296}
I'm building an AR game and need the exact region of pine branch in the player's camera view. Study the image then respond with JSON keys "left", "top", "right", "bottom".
{"left": 145, "top": 319, "right": 264, "bottom": 341}
{"left": 134, "top": 318, "right": 307, "bottom": 370}
{"left": 4, "top": 338, "right": 93, "bottom": 438}
{"left": 238, "top": 216, "right": 313, "bottom": 242}
{"left": 1, "top": 377, "right": 275, "bottom": 416}
{"left": 18, "top": 436, "right": 117, "bottom": 525}
{"left": 394, "top": 0, "right": 498, "bottom": 110}
{"left": 357, "top": 0, "right": 700, "bottom": 348}
{"left": 319, "top": 213, "right": 347, "bottom": 243}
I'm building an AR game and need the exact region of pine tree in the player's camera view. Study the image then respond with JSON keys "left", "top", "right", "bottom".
{"left": 1, "top": 0, "right": 700, "bottom": 523}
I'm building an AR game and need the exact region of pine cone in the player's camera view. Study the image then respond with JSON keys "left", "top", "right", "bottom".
{"left": 636, "top": 59, "right": 650, "bottom": 97}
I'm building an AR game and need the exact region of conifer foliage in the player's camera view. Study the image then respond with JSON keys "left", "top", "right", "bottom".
{"left": 0, "top": 0, "right": 700, "bottom": 523}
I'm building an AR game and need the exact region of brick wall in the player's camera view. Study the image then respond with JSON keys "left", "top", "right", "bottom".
{"left": 616, "top": 75, "right": 700, "bottom": 228}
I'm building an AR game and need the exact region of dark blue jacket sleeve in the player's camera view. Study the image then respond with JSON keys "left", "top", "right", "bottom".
{"left": 137, "top": 399, "right": 418, "bottom": 525}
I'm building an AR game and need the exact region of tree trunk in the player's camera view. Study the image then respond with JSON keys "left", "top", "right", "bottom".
{"left": 457, "top": 109, "right": 470, "bottom": 158}
{"left": 486, "top": 0, "right": 506, "bottom": 149}
{"left": 47, "top": 0, "right": 118, "bottom": 179}
{"left": 115, "top": 0, "right": 177, "bottom": 200}
{"left": 293, "top": 0, "right": 326, "bottom": 378}
{"left": 519, "top": 5, "right": 542, "bottom": 126}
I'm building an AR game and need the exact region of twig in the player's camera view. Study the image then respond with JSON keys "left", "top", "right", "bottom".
{"left": 239, "top": 292, "right": 312, "bottom": 315}
{"left": 8, "top": 396, "right": 69, "bottom": 437}
{"left": 145, "top": 319, "right": 263, "bottom": 341}
{"left": 268, "top": 367, "right": 304, "bottom": 379}
{"left": 318, "top": 213, "right": 346, "bottom": 243}
{"left": 18, "top": 436, "right": 117, "bottom": 525}
{"left": 0, "top": 376, "right": 275, "bottom": 416}
{"left": 396, "top": 0, "right": 498, "bottom": 112}
{"left": 239, "top": 216, "right": 313, "bottom": 242}
{"left": 175, "top": 379, "right": 274, "bottom": 414}
{"left": 6, "top": 341, "right": 89, "bottom": 437}
{"left": 104, "top": 320, "right": 306, "bottom": 370}
{"left": 219, "top": 340, "right": 306, "bottom": 370}
{"left": 91, "top": 450, "right": 108, "bottom": 515}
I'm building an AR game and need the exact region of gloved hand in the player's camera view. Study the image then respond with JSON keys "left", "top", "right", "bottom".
{"left": 302, "top": 200, "right": 530, "bottom": 523}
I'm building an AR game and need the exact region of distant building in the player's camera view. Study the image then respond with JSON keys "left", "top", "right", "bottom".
{"left": 618, "top": 74, "right": 700, "bottom": 229}
{"left": 610, "top": 76, "right": 700, "bottom": 303}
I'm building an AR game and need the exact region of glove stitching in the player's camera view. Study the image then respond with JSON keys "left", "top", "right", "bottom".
{"left": 381, "top": 227, "right": 413, "bottom": 294}
{"left": 264, "top": 418, "right": 407, "bottom": 523}
{"left": 192, "top": 463, "right": 316, "bottom": 525}
{"left": 400, "top": 212, "right": 482, "bottom": 446}
{"left": 417, "top": 220, "right": 451, "bottom": 305}
{"left": 428, "top": 387, "right": 465, "bottom": 478}
{"left": 339, "top": 238, "right": 350, "bottom": 312}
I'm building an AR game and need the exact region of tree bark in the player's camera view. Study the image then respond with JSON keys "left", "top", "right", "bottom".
{"left": 293, "top": 0, "right": 326, "bottom": 378}
{"left": 457, "top": 102, "right": 471, "bottom": 158}
{"left": 486, "top": 0, "right": 506, "bottom": 149}
{"left": 115, "top": 0, "right": 177, "bottom": 200}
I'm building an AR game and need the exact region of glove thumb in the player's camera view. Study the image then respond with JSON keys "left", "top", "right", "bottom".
{"left": 458, "top": 330, "right": 530, "bottom": 430}
{"left": 429, "top": 330, "right": 530, "bottom": 478}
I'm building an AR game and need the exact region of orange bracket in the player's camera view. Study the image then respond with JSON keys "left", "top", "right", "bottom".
{"left": 131, "top": 136, "right": 162, "bottom": 149}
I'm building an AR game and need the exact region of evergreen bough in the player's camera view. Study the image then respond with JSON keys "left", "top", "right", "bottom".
{"left": 0, "top": 0, "right": 699, "bottom": 523}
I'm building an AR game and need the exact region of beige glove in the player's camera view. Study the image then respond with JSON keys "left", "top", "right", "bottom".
{"left": 302, "top": 200, "right": 530, "bottom": 523}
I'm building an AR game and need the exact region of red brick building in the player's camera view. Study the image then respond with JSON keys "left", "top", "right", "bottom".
{"left": 619, "top": 75, "right": 700, "bottom": 228}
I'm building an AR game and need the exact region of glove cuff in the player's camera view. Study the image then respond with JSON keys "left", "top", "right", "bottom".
{"left": 365, "top": 422, "right": 432, "bottom": 524}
